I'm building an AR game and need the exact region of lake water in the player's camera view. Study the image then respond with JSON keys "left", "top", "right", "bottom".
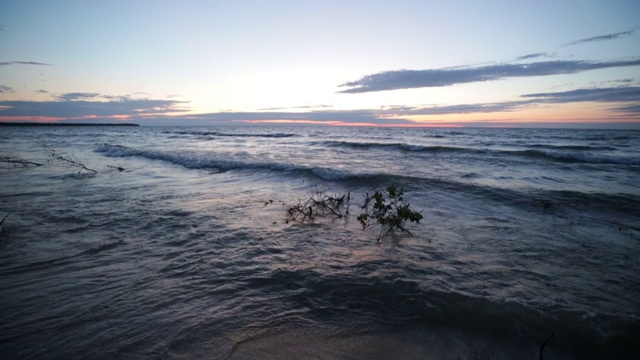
{"left": 1, "top": 125, "right": 639, "bottom": 359}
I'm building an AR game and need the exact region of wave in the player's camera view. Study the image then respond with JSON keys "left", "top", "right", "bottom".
{"left": 518, "top": 149, "right": 640, "bottom": 165}
{"left": 528, "top": 144, "right": 617, "bottom": 151}
{"left": 94, "top": 144, "right": 471, "bottom": 187}
{"left": 94, "top": 144, "right": 638, "bottom": 213}
{"left": 96, "top": 144, "right": 367, "bottom": 181}
{"left": 584, "top": 135, "right": 633, "bottom": 141}
{"left": 316, "top": 141, "right": 472, "bottom": 153}
{"left": 315, "top": 140, "right": 639, "bottom": 165}
{"left": 166, "top": 130, "right": 297, "bottom": 138}
{"left": 96, "top": 144, "right": 640, "bottom": 194}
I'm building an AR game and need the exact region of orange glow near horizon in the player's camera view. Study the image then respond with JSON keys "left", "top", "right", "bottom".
{"left": 0, "top": 114, "right": 134, "bottom": 123}
{"left": 397, "top": 102, "right": 640, "bottom": 124}
{"left": 1, "top": 103, "right": 637, "bottom": 127}
{"left": 0, "top": 116, "right": 69, "bottom": 123}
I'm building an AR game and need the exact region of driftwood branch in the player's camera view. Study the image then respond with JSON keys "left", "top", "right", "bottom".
{"left": 286, "top": 189, "right": 351, "bottom": 224}
{"left": 1, "top": 154, "right": 42, "bottom": 167}
{"left": 42, "top": 143, "right": 97, "bottom": 174}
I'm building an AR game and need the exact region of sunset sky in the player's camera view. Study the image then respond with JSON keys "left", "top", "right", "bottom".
{"left": 1, "top": 0, "right": 639, "bottom": 127}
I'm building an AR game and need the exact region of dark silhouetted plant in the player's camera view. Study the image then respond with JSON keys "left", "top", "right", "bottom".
{"left": 357, "top": 185, "right": 423, "bottom": 241}
{"left": 285, "top": 189, "right": 350, "bottom": 224}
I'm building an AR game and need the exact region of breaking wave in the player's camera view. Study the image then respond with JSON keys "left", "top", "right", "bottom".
{"left": 315, "top": 140, "right": 639, "bottom": 165}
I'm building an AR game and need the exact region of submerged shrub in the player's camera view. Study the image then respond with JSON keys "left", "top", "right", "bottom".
{"left": 285, "top": 189, "right": 350, "bottom": 224}
{"left": 282, "top": 185, "right": 422, "bottom": 242}
{"left": 357, "top": 185, "right": 423, "bottom": 241}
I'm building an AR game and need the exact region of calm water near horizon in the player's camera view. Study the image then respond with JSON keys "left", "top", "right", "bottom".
{"left": 1, "top": 125, "right": 639, "bottom": 359}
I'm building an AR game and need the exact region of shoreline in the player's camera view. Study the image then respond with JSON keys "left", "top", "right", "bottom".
{"left": 0, "top": 122, "right": 139, "bottom": 127}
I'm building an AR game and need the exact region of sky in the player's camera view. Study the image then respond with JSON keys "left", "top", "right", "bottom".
{"left": 1, "top": 0, "right": 639, "bottom": 128}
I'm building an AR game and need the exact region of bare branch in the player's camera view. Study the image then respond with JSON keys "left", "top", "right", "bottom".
{"left": 286, "top": 190, "right": 351, "bottom": 224}
{"left": 42, "top": 143, "right": 97, "bottom": 174}
{"left": 1, "top": 153, "right": 42, "bottom": 167}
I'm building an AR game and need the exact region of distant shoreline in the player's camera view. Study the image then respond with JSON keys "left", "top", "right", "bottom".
{"left": 0, "top": 122, "right": 140, "bottom": 127}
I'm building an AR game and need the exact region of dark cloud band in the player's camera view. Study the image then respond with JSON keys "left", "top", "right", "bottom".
{"left": 522, "top": 86, "right": 640, "bottom": 104}
{"left": 339, "top": 59, "right": 640, "bottom": 93}
{"left": 566, "top": 29, "right": 637, "bottom": 46}
{"left": 55, "top": 92, "right": 101, "bottom": 101}
{"left": 0, "top": 61, "right": 51, "bottom": 66}
{"left": 0, "top": 85, "right": 14, "bottom": 93}
{"left": 0, "top": 98, "right": 188, "bottom": 117}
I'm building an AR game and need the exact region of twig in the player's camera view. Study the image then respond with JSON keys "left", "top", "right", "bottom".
{"left": 107, "top": 165, "right": 125, "bottom": 172}
{"left": 42, "top": 143, "right": 97, "bottom": 174}
{"left": 286, "top": 190, "right": 351, "bottom": 224}
{"left": 0, "top": 212, "right": 9, "bottom": 234}
{"left": 1, "top": 154, "right": 42, "bottom": 167}
{"left": 539, "top": 332, "right": 554, "bottom": 360}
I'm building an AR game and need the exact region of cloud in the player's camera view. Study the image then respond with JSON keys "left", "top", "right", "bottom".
{"left": 377, "top": 101, "right": 531, "bottom": 116}
{"left": 0, "top": 61, "right": 51, "bottom": 66}
{"left": 567, "top": 29, "right": 637, "bottom": 46}
{"left": 257, "top": 107, "right": 289, "bottom": 111}
{"left": 55, "top": 92, "right": 101, "bottom": 101}
{"left": 375, "top": 86, "right": 640, "bottom": 116}
{"left": 292, "top": 104, "right": 333, "bottom": 110}
{"left": 258, "top": 104, "right": 333, "bottom": 111}
{"left": 521, "top": 86, "right": 640, "bottom": 104}
{"left": 0, "top": 85, "right": 14, "bottom": 93}
{"left": 0, "top": 25, "right": 4, "bottom": 31}
{"left": 123, "top": 109, "right": 430, "bottom": 126}
{"left": 514, "top": 53, "right": 549, "bottom": 61}
{"left": 521, "top": 86, "right": 640, "bottom": 115}
{"left": 613, "top": 78, "right": 637, "bottom": 84}
{"left": 3, "top": 84, "right": 638, "bottom": 125}
{"left": 613, "top": 103, "right": 640, "bottom": 114}
{"left": 334, "top": 86, "right": 640, "bottom": 119}
{"left": 339, "top": 59, "right": 640, "bottom": 93}
{"left": 198, "top": 109, "right": 397, "bottom": 124}
{"left": 0, "top": 98, "right": 189, "bottom": 118}
{"left": 36, "top": 89, "right": 49, "bottom": 94}
{"left": 162, "top": 102, "right": 535, "bottom": 124}
{"left": 407, "top": 86, "right": 640, "bottom": 116}
{"left": 132, "top": 97, "right": 640, "bottom": 126}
